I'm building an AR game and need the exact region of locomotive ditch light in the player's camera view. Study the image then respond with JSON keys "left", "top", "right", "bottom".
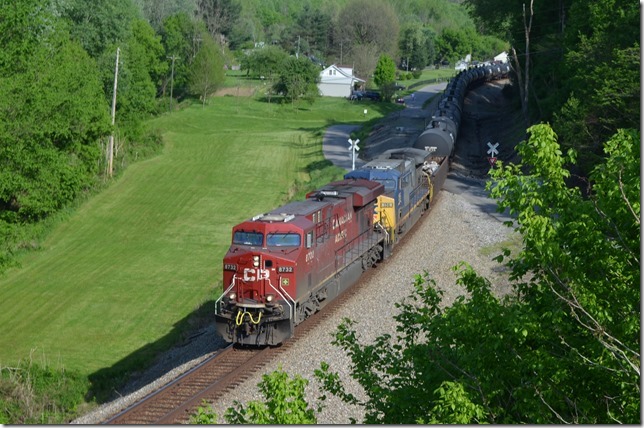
{"left": 228, "top": 292, "right": 236, "bottom": 301}
{"left": 253, "top": 255, "right": 260, "bottom": 267}
{"left": 266, "top": 294, "right": 274, "bottom": 303}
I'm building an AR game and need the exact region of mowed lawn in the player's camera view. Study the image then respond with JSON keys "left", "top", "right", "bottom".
{"left": 0, "top": 96, "right": 394, "bottom": 377}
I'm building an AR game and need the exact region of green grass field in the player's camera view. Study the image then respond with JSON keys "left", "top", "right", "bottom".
{"left": 0, "top": 95, "right": 398, "bottom": 382}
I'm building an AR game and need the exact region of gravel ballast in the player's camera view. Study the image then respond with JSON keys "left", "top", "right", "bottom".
{"left": 73, "top": 180, "right": 514, "bottom": 424}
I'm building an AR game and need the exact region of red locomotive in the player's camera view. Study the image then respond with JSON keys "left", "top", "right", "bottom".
{"left": 215, "top": 178, "right": 387, "bottom": 345}
{"left": 215, "top": 62, "right": 510, "bottom": 346}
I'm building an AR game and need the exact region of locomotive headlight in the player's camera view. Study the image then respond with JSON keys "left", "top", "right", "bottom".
{"left": 253, "top": 255, "right": 260, "bottom": 267}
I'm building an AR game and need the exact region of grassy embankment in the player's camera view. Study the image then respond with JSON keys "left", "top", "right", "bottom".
{"left": 0, "top": 68, "right": 449, "bottom": 422}
{"left": 0, "top": 89, "right": 400, "bottom": 421}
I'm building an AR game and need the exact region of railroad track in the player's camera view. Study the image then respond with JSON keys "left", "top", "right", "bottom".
{"left": 104, "top": 345, "right": 273, "bottom": 424}
{"left": 101, "top": 239, "right": 422, "bottom": 425}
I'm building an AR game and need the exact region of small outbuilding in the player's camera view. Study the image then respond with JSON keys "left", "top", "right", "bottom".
{"left": 318, "top": 65, "right": 365, "bottom": 98}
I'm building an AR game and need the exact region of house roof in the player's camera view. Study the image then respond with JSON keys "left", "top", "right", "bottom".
{"left": 319, "top": 64, "right": 365, "bottom": 84}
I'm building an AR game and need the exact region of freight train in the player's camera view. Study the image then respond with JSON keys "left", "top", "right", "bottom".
{"left": 215, "top": 61, "right": 510, "bottom": 346}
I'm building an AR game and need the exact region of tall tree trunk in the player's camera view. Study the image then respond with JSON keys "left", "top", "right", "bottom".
{"left": 512, "top": 1, "right": 533, "bottom": 126}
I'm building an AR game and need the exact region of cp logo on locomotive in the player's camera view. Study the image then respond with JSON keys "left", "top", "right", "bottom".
{"left": 243, "top": 268, "right": 270, "bottom": 281}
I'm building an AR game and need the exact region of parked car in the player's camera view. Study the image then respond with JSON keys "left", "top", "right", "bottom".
{"left": 349, "top": 90, "right": 364, "bottom": 100}
{"left": 395, "top": 97, "right": 405, "bottom": 104}
{"left": 364, "top": 91, "right": 381, "bottom": 101}
{"left": 393, "top": 83, "right": 406, "bottom": 90}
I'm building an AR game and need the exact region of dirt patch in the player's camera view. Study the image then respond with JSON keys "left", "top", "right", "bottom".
{"left": 213, "top": 86, "right": 256, "bottom": 97}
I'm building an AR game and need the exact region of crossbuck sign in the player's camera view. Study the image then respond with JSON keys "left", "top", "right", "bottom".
{"left": 348, "top": 138, "right": 360, "bottom": 171}
{"left": 487, "top": 142, "right": 499, "bottom": 157}
{"left": 487, "top": 142, "right": 499, "bottom": 168}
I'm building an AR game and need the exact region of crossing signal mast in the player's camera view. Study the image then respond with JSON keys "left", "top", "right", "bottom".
{"left": 487, "top": 141, "right": 499, "bottom": 168}
{"left": 348, "top": 138, "right": 360, "bottom": 171}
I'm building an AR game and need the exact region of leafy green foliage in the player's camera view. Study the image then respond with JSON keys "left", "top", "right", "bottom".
{"left": 373, "top": 54, "right": 396, "bottom": 88}
{"left": 189, "top": 400, "right": 219, "bottom": 424}
{"left": 336, "top": 0, "right": 400, "bottom": 69}
{"left": 465, "top": 0, "right": 639, "bottom": 176}
{"left": 56, "top": 0, "right": 143, "bottom": 59}
{"left": 240, "top": 45, "right": 289, "bottom": 80}
{"left": 0, "top": 359, "right": 89, "bottom": 424}
{"left": 554, "top": 0, "right": 639, "bottom": 174}
{"left": 197, "top": 0, "right": 242, "bottom": 39}
{"left": 190, "top": 367, "right": 320, "bottom": 424}
{"left": 159, "top": 12, "right": 206, "bottom": 99}
{"left": 399, "top": 24, "right": 431, "bottom": 70}
{"left": 0, "top": 1, "right": 110, "bottom": 223}
{"left": 188, "top": 31, "right": 226, "bottom": 106}
{"left": 225, "top": 367, "right": 318, "bottom": 424}
{"left": 273, "top": 56, "right": 320, "bottom": 105}
{"left": 435, "top": 27, "right": 476, "bottom": 63}
{"left": 315, "top": 124, "right": 640, "bottom": 424}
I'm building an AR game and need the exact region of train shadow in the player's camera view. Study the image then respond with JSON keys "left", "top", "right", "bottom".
{"left": 87, "top": 299, "right": 228, "bottom": 405}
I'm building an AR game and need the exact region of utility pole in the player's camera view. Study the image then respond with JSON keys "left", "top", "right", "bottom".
{"left": 168, "top": 54, "right": 177, "bottom": 111}
{"left": 107, "top": 47, "right": 120, "bottom": 178}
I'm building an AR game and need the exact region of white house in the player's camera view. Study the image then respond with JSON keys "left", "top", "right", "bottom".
{"left": 494, "top": 51, "right": 509, "bottom": 63}
{"left": 318, "top": 64, "right": 365, "bottom": 98}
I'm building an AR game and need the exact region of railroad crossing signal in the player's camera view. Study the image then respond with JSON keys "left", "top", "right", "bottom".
{"left": 348, "top": 138, "right": 360, "bottom": 171}
{"left": 487, "top": 142, "right": 499, "bottom": 157}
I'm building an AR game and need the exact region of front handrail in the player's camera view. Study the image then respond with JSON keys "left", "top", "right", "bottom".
{"left": 215, "top": 275, "right": 238, "bottom": 315}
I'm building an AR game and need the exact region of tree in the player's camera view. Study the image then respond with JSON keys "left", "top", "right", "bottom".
{"left": 554, "top": 0, "right": 639, "bottom": 175}
{"left": 336, "top": 0, "right": 400, "bottom": 66}
{"left": 55, "top": 0, "right": 142, "bottom": 59}
{"left": 291, "top": 4, "right": 333, "bottom": 58}
{"left": 240, "top": 45, "right": 288, "bottom": 80}
{"left": 314, "top": 124, "right": 640, "bottom": 424}
{"left": 272, "top": 56, "right": 320, "bottom": 106}
{"left": 188, "top": 32, "right": 225, "bottom": 106}
{"left": 0, "top": 0, "right": 110, "bottom": 224}
{"left": 196, "top": 0, "right": 241, "bottom": 42}
{"left": 160, "top": 12, "right": 207, "bottom": 99}
{"left": 373, "top": 54, "right": 396, "bottom": 101}
{"left": 133, "top": 0, "right": 197, "bottom": 32}
{"left": 373, "top": 54, "right": 396, "bottom": 87}
{"left": 399, "top": 24, "right": 427, "bottom": 70}
{"left": 435, "top": 27, "right": 472, "bottom": 63}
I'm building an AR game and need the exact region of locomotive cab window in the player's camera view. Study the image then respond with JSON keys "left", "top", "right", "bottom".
{"left": 374, "top": 179, "right": 396, "bottom": 193}
{"left": 233, "top": 231, "right": 263, "bottom": 246}
{"left": 266, "top": 232, "right": 301, "bottom": 247}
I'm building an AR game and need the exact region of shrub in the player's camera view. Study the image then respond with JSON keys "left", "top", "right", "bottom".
{"left": 0, "top": 358, "right": 89, "bottom": 424}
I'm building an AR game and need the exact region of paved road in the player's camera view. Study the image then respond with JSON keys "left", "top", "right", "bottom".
{"left": 322, "top": 124, "right": 365, "bottom": 171}
{"left": 322, "top": 81, "right": 512, "bottom": 224}
{"left": 322, "top": 82, "right": 447, "bottom": 172}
